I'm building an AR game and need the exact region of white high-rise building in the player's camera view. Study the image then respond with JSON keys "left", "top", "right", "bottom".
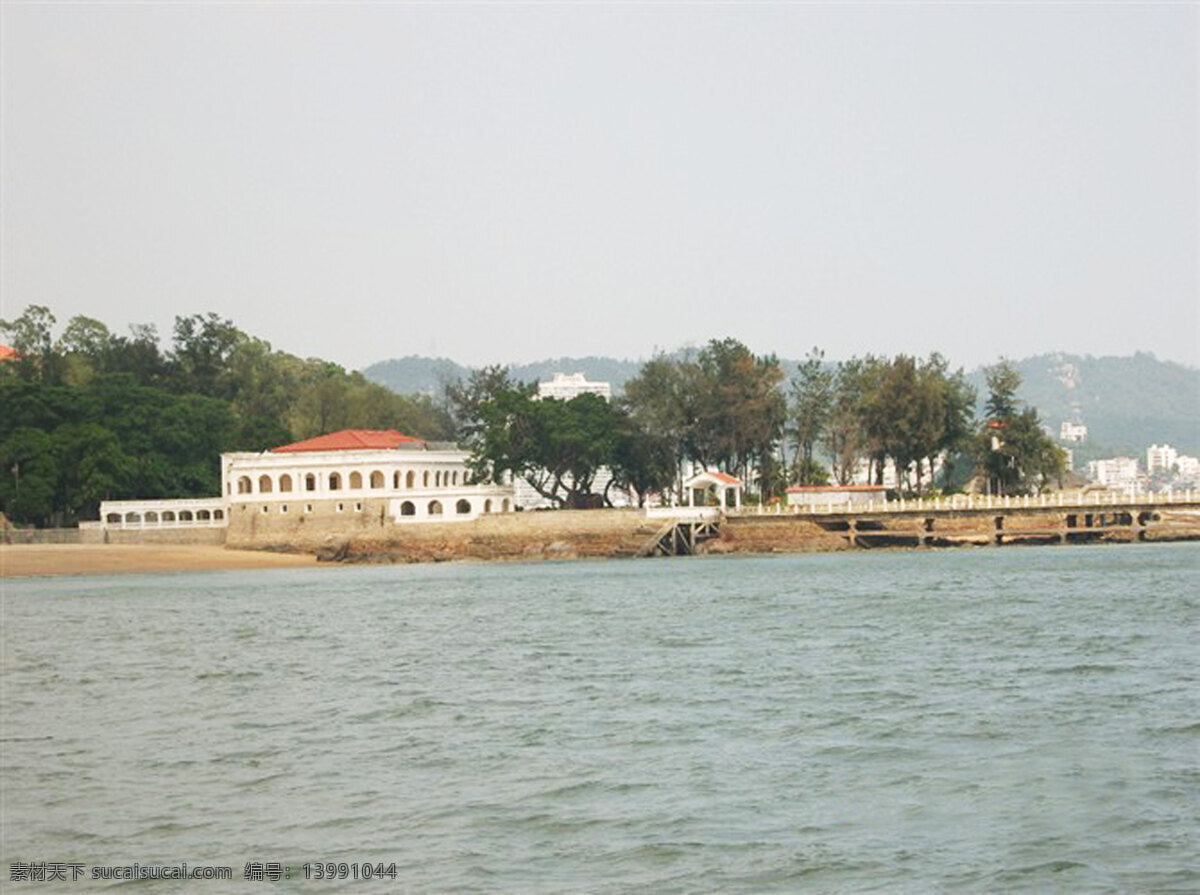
{"left": 1147, "top": 444, "right": 1178, "bottom": 474}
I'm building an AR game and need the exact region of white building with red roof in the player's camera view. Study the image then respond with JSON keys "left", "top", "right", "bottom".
{"left": 94, "top": 428, "right": 516, "bottom": 538}
{"left": 223, "top": 429, "right": 516, "bottom": 524}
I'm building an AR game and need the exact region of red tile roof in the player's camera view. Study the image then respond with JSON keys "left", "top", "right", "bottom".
{"left": 0, "top": 344, "right": 19, "bottom": 361}
{"left": 270, "top": 429, "right": 426, "bottom": 453}
{"left": 709, "top": 471, "right": 742, "bottom": 485}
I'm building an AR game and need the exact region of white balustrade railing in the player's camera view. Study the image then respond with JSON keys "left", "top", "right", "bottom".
{"left": 739, "top": 489, "right": 1196, "bottom": 517}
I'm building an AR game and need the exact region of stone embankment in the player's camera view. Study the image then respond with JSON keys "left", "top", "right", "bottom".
{"left": 251, "top": 509, "right": 666, "bottom": 564}
{"left": 244, "top": 501, "right": 1200, "bottom": 566}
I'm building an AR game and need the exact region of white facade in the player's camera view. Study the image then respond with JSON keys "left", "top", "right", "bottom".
{"left": 536, "top": 372, "right": 612, "bottom": 401}
{"left": 1087, "top": 457, "right": 1141, "bottom": 488}
{"left": 223, "top": 442, "right": 515, "bottom": 523}
{"left": 1060, "top": 421, "right": 1088, "bottom": 443}
{"left": 1176, "top": 455, "right": 1200, "bottom": 481}
{"left": 786, "top": 485, "right": 887, "bottom": 508}
{"left": 1147, "top": 444, "right": 1178, "bottom": 474}
{"left": 97, "top": 497, "right": 227, "bottom": 528}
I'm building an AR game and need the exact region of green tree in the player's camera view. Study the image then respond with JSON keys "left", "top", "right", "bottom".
{"left": 0, "top": 305, "right": 64, "bottom": 384}
{"left": 0, "top": 428, "right": 59, "bottom": 525}
{"left": 446, "top": 365, "right": 531, "bottom": 448}
{"left": 789, "top": 347, "right": 833, "bottom": 484}
{"left": 170, "top": 313, "right": 244, "bottom": 397}
{"left": 621, "top": 353, "right": 695, "bottom": 501}
{"left": 692, "top": 338, "right": 786, "bottom": 491}
{"left": 976, "top": 360, "right": 1065, "bottom": 495}
{"left": 55, "top": 423, "right": 135, "bottom": 521}
{"left": 470, "top": 389, "right": 620, "bottom": 508}
{"left": 608, "top": 415, "right": 676, "bottom": 507}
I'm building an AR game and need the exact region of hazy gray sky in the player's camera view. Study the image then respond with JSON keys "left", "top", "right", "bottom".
{"left": 3, "top": 3, "right": 1196, "bottom": 372}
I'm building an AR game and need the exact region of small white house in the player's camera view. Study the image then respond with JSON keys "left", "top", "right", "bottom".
{"left": 785, "top": 485, "right": 888, "bottom": 508}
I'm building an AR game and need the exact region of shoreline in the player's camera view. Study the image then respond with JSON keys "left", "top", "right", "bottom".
{"left": 0, "top": 544, "right": 318, "bottom": 578}
{"left": 5, "top": 507, "right": 1198, "bottom": 577}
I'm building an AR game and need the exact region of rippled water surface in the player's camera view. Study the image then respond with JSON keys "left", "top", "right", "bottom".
{"left": 3, "top": 544, "right": 1198, "bottom": 892}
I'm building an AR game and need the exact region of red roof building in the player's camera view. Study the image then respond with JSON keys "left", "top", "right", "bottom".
{"left": 0, "top": 344, "right": 20, "bottom": 362}
{"left": 270, "top": 429, "right": 426, "bottom": 453}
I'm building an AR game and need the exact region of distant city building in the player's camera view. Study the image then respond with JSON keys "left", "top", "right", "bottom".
{"left": 1147, "top": 444, "right": 1178, "bottom": 474}
{"left": 1147, "top": 444, "right": 1200, "bottom": 488}
{"left": 1176, "top": 455, "right": 1200, "bottom": 480}
{"left": 1087, "top": 456, "right": 1140, "bottom": 489}
{"left": 1059, "top": 421, "right": 1088, "bottom": 443}
{"left": 536, "top": 372, "right": 612, "bottom": 401}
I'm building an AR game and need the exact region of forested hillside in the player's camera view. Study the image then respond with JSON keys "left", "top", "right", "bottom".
{"left": 974, "top": 352, "right": 1199, "bottom": 459}
{"left": 363, "top": 355, "right": 646, "bottom": 396}
{"left": 366, "top": 349, "right": 1198, "bottom": 458}
{"left": 0, "top": 306, "right": 452, "bottom": 526}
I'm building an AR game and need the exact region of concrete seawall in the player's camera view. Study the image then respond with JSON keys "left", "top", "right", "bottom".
{"left": 231, "top": 508, "right": 666, "bottom": 563}
{"left": 232, "top": 502, "right": 1200, "bottom": 565}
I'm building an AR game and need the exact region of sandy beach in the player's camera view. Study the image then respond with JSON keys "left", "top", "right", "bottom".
{"left": 0, "top": 544, "right": 318, "bottom": 578}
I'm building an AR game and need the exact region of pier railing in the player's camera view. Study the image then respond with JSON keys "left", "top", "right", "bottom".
{"left": 738, "top": 489, "right": 1200, "bottom": 517}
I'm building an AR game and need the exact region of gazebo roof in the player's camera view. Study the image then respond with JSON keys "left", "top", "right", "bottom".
{"left": 684, "top": 470, "right": 743, "bottom": 487}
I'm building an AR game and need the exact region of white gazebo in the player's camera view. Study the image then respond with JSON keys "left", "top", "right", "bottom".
{"left": 683, "top": 470, "right": 743, "bottom": 511}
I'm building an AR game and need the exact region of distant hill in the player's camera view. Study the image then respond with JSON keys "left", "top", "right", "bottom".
{"left": 363, "top": 350, "right": 1199, "bottom": 459}
{"left": 363, "top": 355, "right": 648, "bottom": 397}
{"left": 967, "top": 352, "right": 1199, "bottom": 461}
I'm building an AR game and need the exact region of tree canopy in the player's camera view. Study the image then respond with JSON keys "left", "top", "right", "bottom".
{"left": 0, "top": 305, "right": 453, "bottom": 525}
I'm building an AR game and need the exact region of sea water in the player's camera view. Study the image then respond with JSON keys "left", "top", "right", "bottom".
{"left": 2, "top": 544, "right": 1197, "bottom": 892}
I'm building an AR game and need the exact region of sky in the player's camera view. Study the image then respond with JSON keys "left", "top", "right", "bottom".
{"left": 2, "top": 2, "right": 1196, "bottom": 373}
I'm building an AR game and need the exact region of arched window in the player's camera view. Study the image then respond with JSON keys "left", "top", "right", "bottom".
{"left": 349, "top": 471, "right": 363, "bottom": 489}
{"left": 452, "top": 471, "right": 459, "bottom": 485}
{"left": 305, "top": 473, "right": 317, "bottom": 492}
{"left": 125, "top": 512, "right": 141, "bottom": 523}
{"left": 456, "top": 499, "right": 471, "bottom": 515}
{"left": 214, "top": 509, "right": 224, "bottom": 520}
{"left": 179, "top": 510, "right": 194, "bottom": 521}
{"left": 145, "top": 512, "right": 159, "bottom": 523}
{"left": 106, "top": 513, "right": 121, "bottom": 524}
{"left": 400, "top": 501, "right": 416, "bottom": 516}
{"left": 393, "top": 471, "right": 401, "bottom": 489}
{"left": 279, "top": 474, "right": 293, "bottom": 492}
{"left": 435, "top": 471, "right": 442, "bottom": 487}
{"left": 370, "top": 470, "right": 384, "bottom": 489}
{"left": 423, "top": 471, "right": 429, "bottom": 487}
{"left": 238, "top": 476, "right": 252, "bottom": 494}
{"left": 162, "top": 511, "right": 176, "bottom": 522}
{"left": 197, "top": 510, "right": 211, "bottom": 521}
{"left": 406, "top": 470, "right": 415, "bottom": 488}
{"left": 329, "top": 472, "right": 342, "bottom": 491}
{"left": 501, "top": 499, "right": 511, "bottom": 512}
{"left": 483, "top": 499, "right": 492, "bottom": 514}
{"left": 428, "top": 500, "right": 443, "bottom": 515}
{"left": 259, "top": 475, "right": 273, "bottom": 493}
